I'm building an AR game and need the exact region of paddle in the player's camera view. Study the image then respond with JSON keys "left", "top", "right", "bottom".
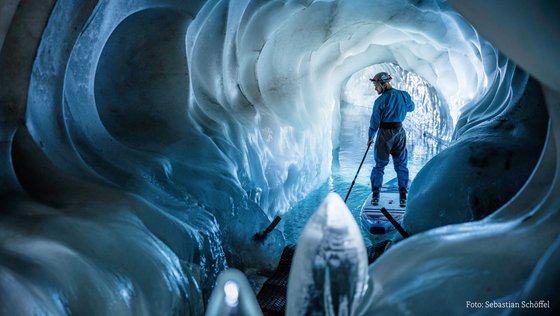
{"left": 254, "top": 216, "right": 282, "bottom": 242}
{"left": 380, "top": 207, "right": 409, "bottom": 239}
{"left": 344, "top": 143, "right": 371, "bottom": 202}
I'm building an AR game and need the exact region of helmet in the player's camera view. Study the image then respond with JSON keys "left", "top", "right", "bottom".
{"left": 369, "top": 72, "right": 392, "bottom": 83}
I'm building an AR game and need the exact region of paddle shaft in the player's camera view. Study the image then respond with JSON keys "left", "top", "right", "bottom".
{"left": 253, "top": 216, "right": 282, "bottom": 242}
{"left": 380, "top": 207, "right": 409, "bottom": 239}
{"left": 344, "top": 143, "right": 371, "bottom": 202}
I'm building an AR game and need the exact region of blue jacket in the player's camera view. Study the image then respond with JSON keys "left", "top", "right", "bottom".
{"left": 368, "top": 88, "right": 415, "bottom": 138}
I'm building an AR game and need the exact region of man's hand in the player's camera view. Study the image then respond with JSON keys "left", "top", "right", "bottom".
{"left": 367, "top": 137, "right": 373, "bottom": 146}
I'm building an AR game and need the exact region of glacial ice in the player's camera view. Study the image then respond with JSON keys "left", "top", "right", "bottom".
{"left": 205, "top": 269, "right": 262, "bottom": 316}
{"left": 1, "top": 0, "right": 559, "bottom": 314}
{"left": 286, "top": 193, "right": 368, "bottom": 315}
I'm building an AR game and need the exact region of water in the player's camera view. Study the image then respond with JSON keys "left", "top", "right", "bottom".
{"left": 281, "top": 102, "right": 449, "bottom": 247}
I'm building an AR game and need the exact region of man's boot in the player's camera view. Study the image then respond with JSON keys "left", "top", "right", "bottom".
{"left": 371, "top": 187, "right": 380, "bottom": 206}
{"left": 399, "top": 187, "right": 407, "bottom": 208}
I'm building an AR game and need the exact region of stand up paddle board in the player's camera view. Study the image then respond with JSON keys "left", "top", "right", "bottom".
{"left": 360, "top": 189, "right": 405, "bottom": 235}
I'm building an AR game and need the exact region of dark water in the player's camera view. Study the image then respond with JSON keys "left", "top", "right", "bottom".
{"left": 281, "top": 103, "right": 448, "bottom": 247}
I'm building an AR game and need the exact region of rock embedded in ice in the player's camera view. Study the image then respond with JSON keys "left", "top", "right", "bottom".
{"left": 287, "top": 193, "right": 368, "bottom": 315}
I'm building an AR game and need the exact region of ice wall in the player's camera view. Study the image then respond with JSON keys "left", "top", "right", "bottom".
{"left": 404, "top": 72, "right": 549, "bottom": 234}
{"left": 1, "top": 0, "right": 558, "bottom": 314}
{"left": 358, "top": 0, "right": 560, "bottom": 314}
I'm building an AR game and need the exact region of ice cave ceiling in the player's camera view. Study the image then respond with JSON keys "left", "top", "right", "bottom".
{"left": 0, "top": 0, "right": 559, "bottom": 315}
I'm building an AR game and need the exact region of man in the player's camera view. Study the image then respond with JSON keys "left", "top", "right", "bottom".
{"left": 367, "top": 72, "right": 415, "bottom": 207}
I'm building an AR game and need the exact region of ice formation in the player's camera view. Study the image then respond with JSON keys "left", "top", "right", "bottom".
{"left": 286, "top": 193, "right": 368, "bottom": 315}
{"left": 205, "top": 269, "right": 262, "bottom": 316}
{"left": 1, "top": 0, "right": 558, "bottom": 315}
{"left": 404, "top": 74, "right": 549, "bottom": 234}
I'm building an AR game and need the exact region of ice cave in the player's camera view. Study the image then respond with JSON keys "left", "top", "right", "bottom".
{"left": 0, "top": 0, "right": 558, "bottom": 315}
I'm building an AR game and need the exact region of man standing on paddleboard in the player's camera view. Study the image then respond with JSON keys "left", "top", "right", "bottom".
{"left": 367, "top": 72, "right": 415, "bottom": 208}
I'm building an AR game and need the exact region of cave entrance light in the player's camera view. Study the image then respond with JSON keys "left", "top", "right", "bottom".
{"left": 337, "top": 62, "right": 454, "bottom": 188}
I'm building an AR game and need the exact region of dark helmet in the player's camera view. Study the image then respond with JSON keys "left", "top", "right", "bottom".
{"left": 369, "top": 72, "right": 392, "bottom": 84}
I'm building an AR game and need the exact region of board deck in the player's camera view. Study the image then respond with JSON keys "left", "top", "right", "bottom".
{"left": 362, "top": 191, "right": 404, "bottom": 212}
{"left": 360, "top": 191, "right": 406, "bottom": 235}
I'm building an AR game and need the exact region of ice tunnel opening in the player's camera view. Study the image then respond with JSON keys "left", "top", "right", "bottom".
{"left": 337, "top": 62, "right": 454, "bottom": 178}
{"left": 283, "top": 62, "right": 456, "bottom": 245}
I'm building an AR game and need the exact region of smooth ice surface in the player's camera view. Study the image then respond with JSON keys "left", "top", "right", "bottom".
{"left": 205, "top": 269, "right": 262, "bottom": 316}
{"left": 1, "top": 0, "right": 559, "bottom": 314}
{"left": 403, "top": 74, "right": 549, "bottom": 234}
{"left": 287, "top": 193, "right": 368, "bottom": 315}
